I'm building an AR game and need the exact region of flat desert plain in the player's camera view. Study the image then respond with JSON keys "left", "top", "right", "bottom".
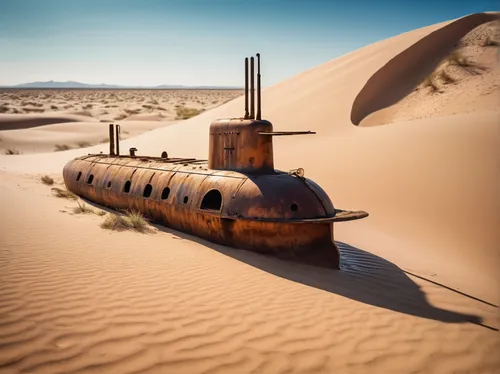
{"left": 0, "top": 12, "right": 499, "bottom": 374}
{"left": 0, "top": 89, "right": 242, "bottom": 154}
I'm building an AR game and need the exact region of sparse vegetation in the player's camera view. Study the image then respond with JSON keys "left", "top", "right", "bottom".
{"left": 438, "top": 69, "right": 457, "bottom": 84}
{"left": 73, "top": 200, "right": 94, "bottom": 214}
{"left": 76, "top": 141, "right": 91, "bottom": 148}
{"left": 54, "top": 144, "right": 72, "bottom": 152}
{"left": 5, "top": 147, "right": 20, "bottom": 155}
{"left": 51, "top": 187, "right": 77, "bottom": 200}
{"left": 445, "top": 50, "right": 474, "bottom": 67}
{"left": 0, "top": 104, "right": 9, "bottom": 113}
{"left": 175, "top": 106, "right": 205, "bottom": 120}
{"left": 41, "top": 175, "right": 54, "bottom": 185}
{"left": 50, "top": 105, "right": 58, "bottom": 110}
{"left": 422, "top": 73, "right": 440, "bottom": 92}
{"left": 126, "top": 210, "right": 151, "bottom": 232}
{"left": 100, "top": 210, "right": 153, "bottom": 233}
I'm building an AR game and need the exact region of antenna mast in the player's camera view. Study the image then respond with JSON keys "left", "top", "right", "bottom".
{"left": 244, "top": 57, "right": 249, "bottom": 119}
{"left": 256, "top": 53, "right": 262, "bottom": 120}
{"left": 250, "top": 56, "right": 255, "bottom": 119}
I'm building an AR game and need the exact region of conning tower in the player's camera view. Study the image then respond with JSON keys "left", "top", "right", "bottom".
{"left": 208, "top": 54, "right": 313, "bottom": 173}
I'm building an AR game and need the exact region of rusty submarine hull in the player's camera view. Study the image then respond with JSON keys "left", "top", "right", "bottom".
{"left": 63, "top": 53, "right": 368, "bottom": 269}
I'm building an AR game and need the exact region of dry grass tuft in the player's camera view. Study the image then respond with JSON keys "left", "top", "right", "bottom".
{"left": 175, "top": 106, "right": 205, "bottom": 120}
{"left": 100, "top": 213, "right": 132, "bottom": 231}
{"left": 438, "top": 69, "right": 457, "bottom": 84}
{"left": 126, "top": 210, "right": 151, "bottom": 233}
{"left": 76, "top": 141, "right": 92, "bottom": 148}
{"left": 100, "top": 210, "right": 153, "bottom": 233}
{"left": 41, "top": 175, "right": 54, "bottom": 185}
{"left": 5, "top": 148, "right": 20, "bottom": 155}
{"left": 51, "top": 187, "right": 77, "bottom": 200}
{"left": 422, "top": 73, "right": 440, "bottom": 92}
{"left": 54, "top": 144, "right": 72, "bottom": 152}
{"left": 445, "top": 50, "right": 475, "bottom": 67}
{"left": 73, "top": 200, "right": 94, "bottom": 214}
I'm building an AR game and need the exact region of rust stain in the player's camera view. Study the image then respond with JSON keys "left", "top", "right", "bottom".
{"left": 63, "top": 53, "right": 368, "bottom": 269}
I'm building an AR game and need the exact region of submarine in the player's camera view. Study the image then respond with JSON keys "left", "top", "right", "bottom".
{"left": 63, "top": 53, "right": 368, "bottom": 269}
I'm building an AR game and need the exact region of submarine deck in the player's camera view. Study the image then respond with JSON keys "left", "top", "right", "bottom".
{"left": 70, "top": 153, "right": 368, "bottom": 223}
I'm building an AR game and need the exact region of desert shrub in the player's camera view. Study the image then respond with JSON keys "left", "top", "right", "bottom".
{"left": 438, "top": 69, "right": 457, "bottom": 84}
{"left": 126, "top": 210, "right": 150, "bottom": 233}
{"left": 51, "top": 187, "right": 77, "bottom": 200}
{"left": 41, "top": 175, "right": 54, "bottom": 185}
{"left": 445, "top": 50, "right": 473, "bottom": 67}
{"left": 76, "top": 141, "right": 91, "bottom": 148}
{"left": 421, "top": 73, "right": 440, "bottom": 92}
{"left": 100, "top": 210, "right": 153, "bottom": 233}
{"left": 5, "top": 148, "right": 20, "bottom": 155}
{"left": 175, "top": 106, "right": 204, "bottom": 120}
{"left": 100, "top": 214, "right": 132, "bottom": 231}
{"left": 54, "top": 144, "right": 72, "bottom": 152}
{"left": 73, "top": 200, "right": 94, "bottom": 214}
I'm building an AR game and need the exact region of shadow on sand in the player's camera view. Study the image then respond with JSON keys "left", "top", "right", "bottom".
{"left": 148, "top": 222, "right": 495, "bottom": 330}
{"left": 82, "top": 198, "right": 495, "bottom": 331}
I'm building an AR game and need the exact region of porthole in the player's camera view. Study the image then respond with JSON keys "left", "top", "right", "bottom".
{"left": 87, "top": 174, "right": 94, "bottom": 185}
{"left": 161, "top": 187, "right": 170, "bottom": 200}
{"left": 123, "top": 180, "right": 131, "bottom": 193}
{"left": 200, "top": 190, "right": 222, "bottom": 211}
{"left": 290, "top": 203, "right": 298, "bottom": 212}
{"left": 183, "top": 196, "right": 189, "bottom": 204}
{"left": 76, "top": 171, "right": 82, "bottom": 181}
{"left": 143, "top": 184, "right": 153, "bottom": 198}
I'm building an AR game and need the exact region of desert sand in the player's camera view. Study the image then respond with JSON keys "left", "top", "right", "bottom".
{"left": 0, "top": 89, "right": 242, "bottom": 154}
{"left": 0, "top": 12, "right": 499, "bottom": 374}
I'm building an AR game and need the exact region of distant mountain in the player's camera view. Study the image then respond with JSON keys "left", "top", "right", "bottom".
{"left": 2, "top": 80, "right": 242, "bottom": 90}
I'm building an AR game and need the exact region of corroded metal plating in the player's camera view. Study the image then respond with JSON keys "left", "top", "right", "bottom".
{"left": 63, "top": 53, "right": 368, "bottom": 269}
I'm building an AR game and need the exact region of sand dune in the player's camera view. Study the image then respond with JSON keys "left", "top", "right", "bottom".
{"left": 0, "top": 12, "right": 499, "bottom": 374}
{"left": 352, "top": 13, "right": 499, "bottom": 126}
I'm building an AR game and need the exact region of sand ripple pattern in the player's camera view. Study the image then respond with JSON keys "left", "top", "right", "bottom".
{"left": 0, "top": 174, "right": 499, "bottom": 374}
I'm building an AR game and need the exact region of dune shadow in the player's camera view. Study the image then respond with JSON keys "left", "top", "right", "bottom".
{"left": 146, "top": 222, "right": 494, "bottom": 329}
{"left": 351, "top": 12, "right": 499, "bottom": 126}
{"left": 0, "top": 116, "right": 86, "bottom": 131}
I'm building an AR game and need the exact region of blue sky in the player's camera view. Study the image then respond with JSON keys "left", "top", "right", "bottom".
{"left": 0, "top": 0, "right": 497, "bottom": 87}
